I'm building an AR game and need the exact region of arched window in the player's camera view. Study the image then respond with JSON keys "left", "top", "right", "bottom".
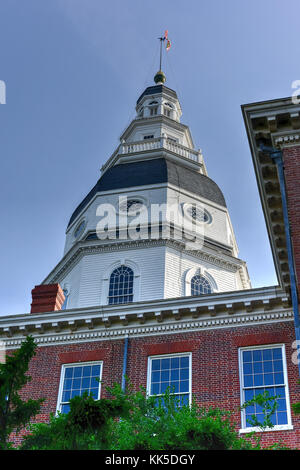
{"left": 108, "top": 265, "right": 134, "bottom": 305}
{"left": 191, "top": 275, "right": 212, "bottom": 296}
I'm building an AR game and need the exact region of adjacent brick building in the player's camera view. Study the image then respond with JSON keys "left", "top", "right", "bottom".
{"left": 2, "top": 74, "right": 300, "bottom": 448}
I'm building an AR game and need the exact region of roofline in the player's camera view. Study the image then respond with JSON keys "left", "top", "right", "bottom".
{"left": 0, "top": 284, "right": 291, "bottom": 348}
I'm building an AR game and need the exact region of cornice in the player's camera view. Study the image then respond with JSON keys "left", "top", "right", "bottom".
{"left": 0, "top": 285, "right": 291, "bottom": 348}
{"left": 44, "top": 238, "right": 245, "bottom": 285}
{"left": 119, "top": 116, "right": 192, "bottom": 143}
{"left": 1, "top": 309, "right": 293, "bottom": 350}
{"left": 241, "top": 97, "right": 300, "bottom": 292}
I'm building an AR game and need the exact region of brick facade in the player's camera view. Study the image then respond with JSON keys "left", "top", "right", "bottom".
{"left": 11, "top": 321, "right": 300, "bottom": 448}
{"left": 282, "top": 145, "right": 300, "bottom": 287}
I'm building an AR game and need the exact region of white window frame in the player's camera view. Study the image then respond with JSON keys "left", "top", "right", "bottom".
{"left": 185, "top": 267, "right": 218, "bottom": 296}
{"left": 147, "top": 352, "right": 192, "bottom": 406}
{"left": 56, "top": 361, "right": 103, "bottom": 414}
{"left": 238, "top": 344, "right": 293, "bottom": 433}
{"left": 101, "top": 259, "right": 141, "bottom": 305}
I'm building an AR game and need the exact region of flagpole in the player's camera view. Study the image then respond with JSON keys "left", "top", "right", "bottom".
{"left": 159, "top": 37, "right": 163, "bottom": 71}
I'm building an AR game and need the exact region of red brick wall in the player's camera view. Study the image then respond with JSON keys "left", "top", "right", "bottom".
{"left": 11, "top": 321, "right": 300, "bottom": 448}
{"left": 282, "top": 145, "right": 300, "bottom": 286}
{"left": 30, "top": 284, "right": 65, "bottom": 313}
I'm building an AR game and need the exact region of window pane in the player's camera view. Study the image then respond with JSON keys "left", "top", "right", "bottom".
{"left": 180, "top": 368, "right": 189, "bottom": 380}
{"left": 170, "top": 369, "right": 179, "bottom": 381}
{"left": 60, "top": 363, "right": 101, "bottom": 413}
{"left": 65, "top": 368, "right": 73, "bottom": 379}
{"left": 243, "top": 363, "right": 253, "bottom": 374}
{"left": 61, "top": 404, "right": 70, "bottom": 414}
{"left": 264, "top": 373, "right": 274, "bottom": 386}
{"left": 149, "top": 355, "right": 190, "bottom": 407}
{"left": 90, "top": 388, "right": 99, "bottom": 399}
{"left": 63, "top": 378, "right": 72, "bottom": 390}
{"left": 274, "top": 360, "right": 283, "bottom": 372}
{"left": 254, "top": 374, "right": 264, "bottom": 386}
{"left": 62, "top": 391, "right": 71, "bottom": 402}
{"left": 171, "top": 357, "right": 179, "bottom": 368}
{"left": 191, "top": 275, "right": 212, "bottom": 296}
{"left": 262, "top": 349, "right": 272, "bottom": 361}
{"left": 180, "top": 381, "right": 189, "bottom": 393}
{"left": 245, "top": 389, "right": 254, "bottom": 401}
{"left": 161, "top": 370, "right": 169, "bottom": 382}
{"left": 244, "top": 375, "right": 253, "bottom": 387}
{"left": 241, "top": 347, "right": 288, "bottom": 428}
{"left": 273, "top": 348, "right": 282, "bottom": 360}
{"left": 180, "top": 357, "right": 189, "bottom": 368}
{"left": 151, "top": 383, "right": 160, "bottom": 395}
{"left": 170, "top": 381, "right": 179, "bottom": 393}
{"left": 277, "top": 412, "right": 288, "bottom": 425}
{"left": 72, "top": 378, "right": 81, "bottom": 389}
{"left": 253, "top": 350, "right": 262, "bottom": 362}
{"left": 152, "top": 359, "right": 160, "bottom": 371}
{"left": 263, "top": 361, "right": 273, "bottom": 373}
{"left": 108, "top": 265, "right": 134, "bottom": 305}
{"left": 91, "top": 365, "right": 101, "bottom": 376}
{"left": 71, "top": 390, "right": 80, "bottom": 399}
{"left": 81, "top": 377, "right": 90, "bottom": 389}
{"left": 179, "top": 395, "right": 189, "bottom": 407}
{"left": 161, "top": 358, "right": 170, "bottom": 370}
{"left": 243, "top": 351, "right": 252, "bottom": 363}
{"left": 82, "top": 366, "right": 91, "bottom": 377}
{"left": 74, "top": 367, "right": 82, "bottom": 378}
{"left": 275, "top": 372, "right": 284, "bottom": 385}
{"left": 253, "top": 362, "right": 263, "bottom": 373}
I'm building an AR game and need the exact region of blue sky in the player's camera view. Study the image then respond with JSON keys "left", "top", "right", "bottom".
{"left": 0, "top": 0, "right": 298, "bottom": 316}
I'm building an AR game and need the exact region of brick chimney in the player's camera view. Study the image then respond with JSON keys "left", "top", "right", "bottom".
{"left": 30, "top": 284, "right": 65, "bottom": 314}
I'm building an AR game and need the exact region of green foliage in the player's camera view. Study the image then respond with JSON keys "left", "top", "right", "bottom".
{"left": 291, "top": 380, "right": 300, "bottom": 415}
{"left": 0, "top": 335, "right": 44, "bottom": 449}
{"left": 21, "top": 386, "right": 130, "bottom": 450}
{"left": 292, "top": 401, "right": 300, "bottom": 415}
{"left": 240, "top": 390, "right": 279, "bottom": 430}
{"left": 108, "top": 385, "right": 256, "bottom": 450}
{"left": 20, "top": 382, "right": 290, "bottom": 450}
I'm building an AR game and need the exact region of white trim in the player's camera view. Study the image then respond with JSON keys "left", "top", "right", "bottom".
{"left": 239, "top": 424, "right": 294, "bottom": 434}
{"left": 238, "top": 343, "right": 292, "bottom": 432}
{"left": 146, "top": 352, "right": 192, "bottom": 406}
{"left": 56, "top": 360, "right": 103, "bottom": 414}
{"left": 2, "top": 317, "right": 294, "bottom": 350}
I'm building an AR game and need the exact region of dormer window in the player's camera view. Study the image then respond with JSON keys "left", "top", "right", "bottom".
{"left": 144, "top": 135, "right": 154, "bottom": 140}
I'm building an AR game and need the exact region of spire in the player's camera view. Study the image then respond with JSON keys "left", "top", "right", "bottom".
{"left": 154, "top": 30, "right": 171, "bottom": 85}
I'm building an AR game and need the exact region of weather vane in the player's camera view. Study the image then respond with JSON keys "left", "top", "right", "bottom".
{"left": 158, "top": 30, "right": 171, "bottom": 71}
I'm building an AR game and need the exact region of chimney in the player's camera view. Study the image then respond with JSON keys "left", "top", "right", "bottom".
{"left": 30, "top": 284, "right": 65, "bottom": 314}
